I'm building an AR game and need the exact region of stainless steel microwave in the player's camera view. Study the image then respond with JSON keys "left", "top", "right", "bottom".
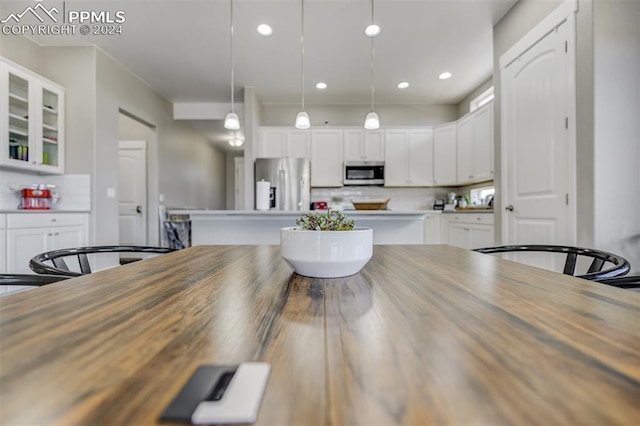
{"left": 343, "top": 162, "right": 385, "bottom": 186}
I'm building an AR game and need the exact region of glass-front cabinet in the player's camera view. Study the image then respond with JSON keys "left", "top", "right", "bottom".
{"left": 1, "top": 57, "right": 65, "bottom": 174}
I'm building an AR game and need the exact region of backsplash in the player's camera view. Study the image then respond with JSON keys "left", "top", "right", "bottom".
{"left": 0, "top": 170, "right": 91, "bottom": 210}
{"left": 311, "top": 186, "right": 458, "bottom": 210}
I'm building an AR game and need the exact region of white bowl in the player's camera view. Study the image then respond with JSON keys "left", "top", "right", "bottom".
{"left": 280, "top": 227, "right": 373, "bottom": 278}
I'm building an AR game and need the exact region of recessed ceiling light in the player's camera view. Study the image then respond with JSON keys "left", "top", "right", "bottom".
{"left": 439, "top": 72, "right": 452, "bottom": 80}
{"left": 315, "top": 82, "right": 327, "bottom": 90}
{"left": 397, "top": 81, "right": 410, "bottom": 89}
{"left": 256, "top": 24, "right": 273, "bottom": 36}
{"left": 364, "top": 24, "right": 381, "bottom": 37}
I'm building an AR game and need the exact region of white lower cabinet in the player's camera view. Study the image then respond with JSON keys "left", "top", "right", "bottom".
{"left": 445, "top": 213, "right": 494, "bottom": 250}
{"left": 6, "top": 213, "right": 88, "bottom": 274}
{"left": 423, "top": 214, "right": 440, "bottom": 244}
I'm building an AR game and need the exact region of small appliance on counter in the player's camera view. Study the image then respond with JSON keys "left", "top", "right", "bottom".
{"left": 311, "top": 201, "right": 328, "bottom": 210}
{"left": 20, "top": 187, "right": 52, "bottom": 210}
{"left": 433, "top": 199, "right": 445, "bottom": 210}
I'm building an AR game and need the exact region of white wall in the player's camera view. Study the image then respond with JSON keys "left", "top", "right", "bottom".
{"left": 0, "top": 31, "right": 41, "bottom": 72}
{"left": 262, "top": 104, "right": 457, "bottom": 127}
{"left": 457, "top": 78, "right": 493, "bottom": 118}
{"left": 243, "top": 87, "right": 263, "bottom": 210}
{"left": 592, "top": 0, "right": 640, "bottom": 272}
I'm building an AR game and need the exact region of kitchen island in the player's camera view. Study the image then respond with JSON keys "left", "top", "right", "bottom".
{"left": 1, "top": 245, "right": 638, "bottom": 425}
{"left": 172, "top": 210, "right": 437, "bottom": 245}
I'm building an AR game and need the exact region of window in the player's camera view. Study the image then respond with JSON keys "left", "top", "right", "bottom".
{"left": 470, "top": 86, "right": 494, "bottom": 112}
{"left": 470, "top": 186, "right": 495, "bottom": 206}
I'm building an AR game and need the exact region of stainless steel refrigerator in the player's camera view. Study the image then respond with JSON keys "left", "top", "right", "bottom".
{"left": 254, "top": 158, "right": 310, "bottom": 210}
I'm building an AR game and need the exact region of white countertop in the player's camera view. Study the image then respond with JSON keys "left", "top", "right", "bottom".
{"left": 171, "top": 209, "right": 440, "bottom": 216}
{"left": 0, "top": 209, "right": 90, "bottom": 213}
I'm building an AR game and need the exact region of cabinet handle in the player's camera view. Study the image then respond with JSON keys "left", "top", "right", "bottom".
{"left": 54, "top": 232, "right": 59, "bottom": 236}
{"left": 47, "top": 233, "right": 53, "bottom": 236}
{"left": 51, "top": 219, "right": 57, "bottom": 222}
{"left": 468, "top": 175, "right": 474, "bottom": 179}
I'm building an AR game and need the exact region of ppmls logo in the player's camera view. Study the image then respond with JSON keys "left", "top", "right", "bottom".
{"left": 1, "top": 2, "right": 59, "bottom": 24}
{"left": 2, "top": 1, "right": 126, "bottom": 36}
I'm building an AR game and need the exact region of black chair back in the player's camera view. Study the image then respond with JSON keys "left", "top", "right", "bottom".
{"left": 473, "top": 245, "right": 630, "bottom": 281}
{"left": 30, "top": 246, "right": 176, "bottom": 277}
{"left": 597, "top": 276, "right": 640, "bottom": 289}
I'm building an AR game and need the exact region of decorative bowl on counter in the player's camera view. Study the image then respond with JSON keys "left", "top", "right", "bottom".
{"left": 280, "top": 226, "right": 373, "bottom": 278}
{"left": 351, "top": 198, "right": 390, "bottom": 210}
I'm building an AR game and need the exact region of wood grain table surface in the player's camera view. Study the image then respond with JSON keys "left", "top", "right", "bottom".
{"left": 1, "top": 245, "right": 638, "bottom": 425}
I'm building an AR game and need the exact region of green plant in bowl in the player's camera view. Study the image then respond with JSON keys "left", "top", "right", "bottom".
{"left": 295, "top": 209, "right": 355, "bottom": 231}
{"left": 281, "top": 209, "right": 372, "bottom": 278}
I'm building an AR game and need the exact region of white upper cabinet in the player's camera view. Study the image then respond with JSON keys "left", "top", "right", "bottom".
{"left": 257, "top": 127, "right": 310, "bottom": 159}
{"left": 1, "top": 58, "right": 65, "bottom": 174}
{"left": 471, "top": 103, "right": 493, "bottom": 182}
{"left": 311, "top": 129, "right": 343, "bottom": 187}
{"left": 456, "top": 101, "right": 494, "bottom": 184}
{"left": 433, "top": 122, "right": 457, "bottom": 186}
{"left": 384, "top": 129, "right": 433, "bottom": 187}
{"left": 343, "top": 129, "right": 384, "bottom": 162}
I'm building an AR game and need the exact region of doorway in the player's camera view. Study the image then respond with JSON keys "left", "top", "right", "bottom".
{"left": 500, "top": 13, "right": 576, "bottom": 247}
{"left": 499, "top": 6, "right": 577, "bottom": 272}
{"left": 118, "top": 140, "right": 147, "bottom": 246}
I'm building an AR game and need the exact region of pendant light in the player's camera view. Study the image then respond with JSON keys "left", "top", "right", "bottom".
{"left": 364, "top": 0, "right": 380, "bottom": 130}
{"left": 294, "top": 0, "right": 310, "bottom": 129}
{"left": 224, "top": 0, "right": 240, "bottom": 130}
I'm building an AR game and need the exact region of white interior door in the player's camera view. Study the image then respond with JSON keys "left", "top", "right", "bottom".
{"left": 118, "top": 140, "right": 147, "bottom": 246}
{"left": 501, "top": 18, "right": 575, "bottom": 255}
{"left": 234, "top": 157, "right": 245, "bottom": 210}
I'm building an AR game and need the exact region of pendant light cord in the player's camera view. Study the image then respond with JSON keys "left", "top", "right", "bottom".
{"left": 300, "top": 0, "right": 305, "bottom": 111}
{"left": 230, "top": 0, "right": 235, "bottom": 113}
{"left": 370, "top": 0, "right": 375, "bottom": 111}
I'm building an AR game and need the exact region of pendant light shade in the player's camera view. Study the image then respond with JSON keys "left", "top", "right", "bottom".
{"left": 364, "top": 111, "right": 380, "bottom": 130}
{"left": 224, "top": 0, "right": 239, "bottom": 130}
{"left": 295, "top": 111, "right": 311, "bottom": 129}
{"left": 224, "top": 112, "right": 240, "bottom": 130}
{"left": 364, "top": 0, "right": 380, "bottom": 129}
{"left": 294, "top": 0, "right": 310, "bottom": 129}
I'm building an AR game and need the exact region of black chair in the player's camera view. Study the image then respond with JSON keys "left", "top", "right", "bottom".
{"left": 473, "top": 245, "right": 630, "bottom": 281}
{"left": 596, "top": 276, "right": 640, "bottom": 290}
{"left": 30, "top": 246, "right": 176, "bottom": 277}
{"left": 164, "top": 221, "right": 186, "bottom": 250}
{"left": 1, "top": 274, "right": 70, "bottom": 296}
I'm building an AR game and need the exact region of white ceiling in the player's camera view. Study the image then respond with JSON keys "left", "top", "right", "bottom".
{"left": 4, "top": 0, "right": 518, "bottom": 150}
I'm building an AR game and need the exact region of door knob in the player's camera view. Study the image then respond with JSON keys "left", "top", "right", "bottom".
{"left": 136, "top": 205, "right": 142, "bottom": 214}
{"left": 505, "top": 204, "right": 514, "bottom": 212}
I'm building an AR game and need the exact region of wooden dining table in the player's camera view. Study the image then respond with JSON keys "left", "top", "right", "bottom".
{"left": 1, "top": 245, "right": 638, "bottom": 425}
